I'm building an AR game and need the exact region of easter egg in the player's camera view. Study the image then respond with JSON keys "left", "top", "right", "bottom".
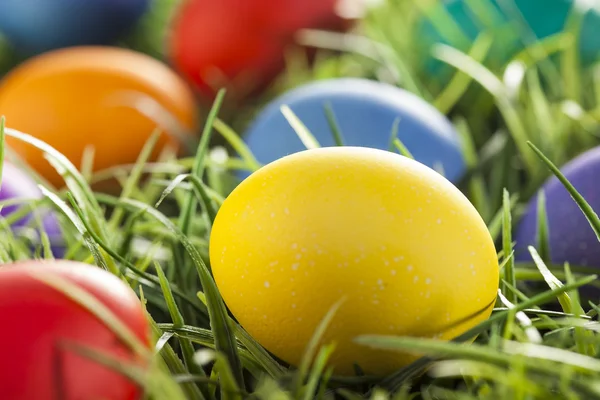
{"left": 169, "top": 0, "right": 353, "bottom": 100}
{"left": 0, "top": 162, "right": 63, "bottom": 256}
{"left": 515, "top": 146, "right": 600, "bottom": 270}
{"left": 0, "top": 260, "right": 150, "bottom": 399}
{"left": 0, "top": 0, "right": 150, "bottom": 55}
{"left": 210, "top": 147, "right": 499, "bottom": 376}
{"left": 0, "top": 46, "right": 198, "bottom": 187}
{"left": 238, "top": 78, "right": 466, "bottom": 183}
{"left": 417, "top": 0, "right": 600, "bottom": 81}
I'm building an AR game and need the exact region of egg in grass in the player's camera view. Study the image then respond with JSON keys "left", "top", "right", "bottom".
{"left": 0, "top": 46, "right": 198, "bottom": 188}
{"left": 209, "top": 147, "right": 499, "bottom": 376}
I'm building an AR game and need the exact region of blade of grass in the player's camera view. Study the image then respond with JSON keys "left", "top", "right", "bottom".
{"left": 68, "top": 197, "right": 206, "bottom": 315}
{"left": 528, "top": 246, "right": 571, "bottom": 312}
{"left": 293, "top": 297, "right": 346, "bottom": 397}
{"left": 501, "top": 188, "right": 516, "bottom": 303}
{"left": 323, "top": 102, "right": 345, "bottom": 146}
{"left": 156, "top": 173, "right": 218, "bottom": 225}
{"left": 119, "top": 197, "right": 245, "bottom": 388}
{"left": 432, "top": 45, "right": 538, "bottom": 175}
{"left": 535, "top": 190, "right": 551, "bottom": 263}
{"left": 527, "top": 141, "right": 600, "bottom": 239}
{"left": 281, "top": 105, "right": 321, "bottom": 150}
{"left": 456, "top": 117, "right": 489, "bottom": 220}
{"left": 302, "top": 344, "right": 337, "bottom": 400}
{"left": 38, "top": 187, "right": 110, "bottom": 272}
{"left": 563, "top": 262, "right": 595, "bottom": 357}
{"left": 213, "top": 118, "right": 262, "bottom": 172}
{"left": 150, "top": 318, "right": 206, "bottom": 400}
{"left": 178, "top": 89, "right": 225, "bottom": 236}
{"left": 194, "top": 350, "right": 243, "bottom": 400}
{"left": 4, "top": 128, "right": 109, "bottom": 243}
{"left": 374, "top": 274, "right": 596, "bottom": 392}
{"left": 108, "top": 129, "right": 161, "bottom": 230}
{"left": 233, "top": 324, "right": 286, "bottom": 379}
{"left": 433, "top": 32, "right": 494, "bottom": 114}
{"left": 155, "top": 262, "right": 212, "bottom": 399}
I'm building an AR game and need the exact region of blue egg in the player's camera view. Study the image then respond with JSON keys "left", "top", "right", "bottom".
{"left": 515, "top": 146, "right": 600, "bottom": 268}
{"left": 239, "top": 78, "right": 466, "bottom": 183}
{"left": 418, "top": 0, "right": 600, "bottom": 81}
{"left": 0, "top": 0, "right": 150, "bottom": 55}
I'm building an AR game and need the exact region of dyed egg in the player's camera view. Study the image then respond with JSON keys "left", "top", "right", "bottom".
{"left": 169, "top": 0, "right": 353, "bottom": 100}
{"left": 418, "top": 0, "right": 600, "bottom": 81}
{"left": 239, "top": 78, "right": 466, "bottom": 183}
{"left": 0, "top": 46, "right": 198, "bottom": 187}
{"left": 210, "top": 147, "right": 499, "bottom": 376}
{"left": 0, "top": 0, "right": 150, "bottom": 55}
{"left": 0, "top": 162, "right": 63, "bottom": 257}
{"left": 0, "top": 260, "right": 150, "bottom": 399}
{"left": 515, "top": 146, "right": 600, "bottom": 269}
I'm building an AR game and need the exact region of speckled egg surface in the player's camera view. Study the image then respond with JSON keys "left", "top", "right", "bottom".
{"left": 239, "top": 78, "right": 466, "bottom": 184}
{"left": 210, "top": 147, "right": 499, "bottom": 376}
{"left": 515, "top": 146, "right": 600, "bottom": 268}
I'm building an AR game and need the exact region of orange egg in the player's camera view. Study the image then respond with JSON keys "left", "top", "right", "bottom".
{"left": 0, "top": 46, "right": 198, "bottom": 187}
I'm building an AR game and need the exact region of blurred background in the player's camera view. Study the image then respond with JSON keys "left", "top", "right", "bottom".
{"left": 0, "top": 0, "right": 600, "bottom": 260}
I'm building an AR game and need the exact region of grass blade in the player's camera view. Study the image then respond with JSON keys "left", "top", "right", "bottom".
{"left": 527, "top": 141, "right": 600, "bottom": 239}
{"left": 155, "top": 262, "right": 212, "bottom": 399}
{"left": 156, "top": 173, "right": 218, "bottom": 225}
{"left": 535, "top": 190, "right": 551, "bottom": 263}
{"left": 281, "top": 105, "right": 321, "bottom": 150}
{"left": 501, "top": 188, "right": 516, "bottom": 303}
{"left": 293, "top": 297, "right": 346, "bottom": 397}
{"left": 178, "top": 89, "right": 225, "bottom": 236}
{"left": 375, "top": 274, "right": 596, "bottom": 392}
{"left": 119, "top": 197, "right": 245, "bottom": 389}
{"left": 323, "top": 102, "right": 345, "bottom": 146}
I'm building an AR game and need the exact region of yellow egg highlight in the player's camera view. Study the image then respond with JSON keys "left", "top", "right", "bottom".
{"left": 209, "top": 147, "right": 499, "bottom": 376}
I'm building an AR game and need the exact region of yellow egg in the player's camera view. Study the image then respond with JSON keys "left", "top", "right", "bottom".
{"left": 209, "top": 147, "right": 499, "bottom": 376}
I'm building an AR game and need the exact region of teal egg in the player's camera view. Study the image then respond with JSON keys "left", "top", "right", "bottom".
{"left": 417, "top": 0, "right": 600, "bottom": 81}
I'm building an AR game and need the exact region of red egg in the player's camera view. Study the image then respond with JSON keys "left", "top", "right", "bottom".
{"left": 0, "top": 260, "right": 151, "bottom": 400}
{"left": 169, "top": 0, "right": 356, "bottom": 101}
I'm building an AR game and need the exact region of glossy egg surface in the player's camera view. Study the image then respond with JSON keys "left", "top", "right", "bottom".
{"left": 0, "top": 260, "right": 150, "bottom": 399}
{"left": 169, "top": 0, "right": 349, "bottom": 99}
{"left": 0, "top": 46, "right": 198, "bottom": 187}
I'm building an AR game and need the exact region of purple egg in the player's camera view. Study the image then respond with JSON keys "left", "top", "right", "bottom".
{"left": 515, "top": 146, "right": 600, "bottom": 300}
{"left": 0, "top": 162, "right": 64, "bottom": 257}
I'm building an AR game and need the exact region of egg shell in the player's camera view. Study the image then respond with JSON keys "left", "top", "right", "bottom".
{"left": 0, "top": 46, "right": 198, "bottom": 188}
{"left": 210, "top": 146, "right": 499, "bottom": 376}
{"left": 0, "top": 162, "right": 63, "bottom": 257}
{"left": 239, "top": 78, "right": 466, "bottom": 183}
{"left": 515, "top": 146, "right": 600, "bottom": 271}
{"left": 417, "top": 0, "right": 600, "bottom": 82}
{"left": 0, "top": 0, "right": 149, "bottom": 55}
{"left": 169, "top": 0, "right": 351, "bottom": 100}
{"left": 0, "top": 260, "right": 150, "bottom": 399}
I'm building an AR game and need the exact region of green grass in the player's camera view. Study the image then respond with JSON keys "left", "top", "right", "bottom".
{"left": 2, "top": 0, "right": 600, "bottom": 398}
